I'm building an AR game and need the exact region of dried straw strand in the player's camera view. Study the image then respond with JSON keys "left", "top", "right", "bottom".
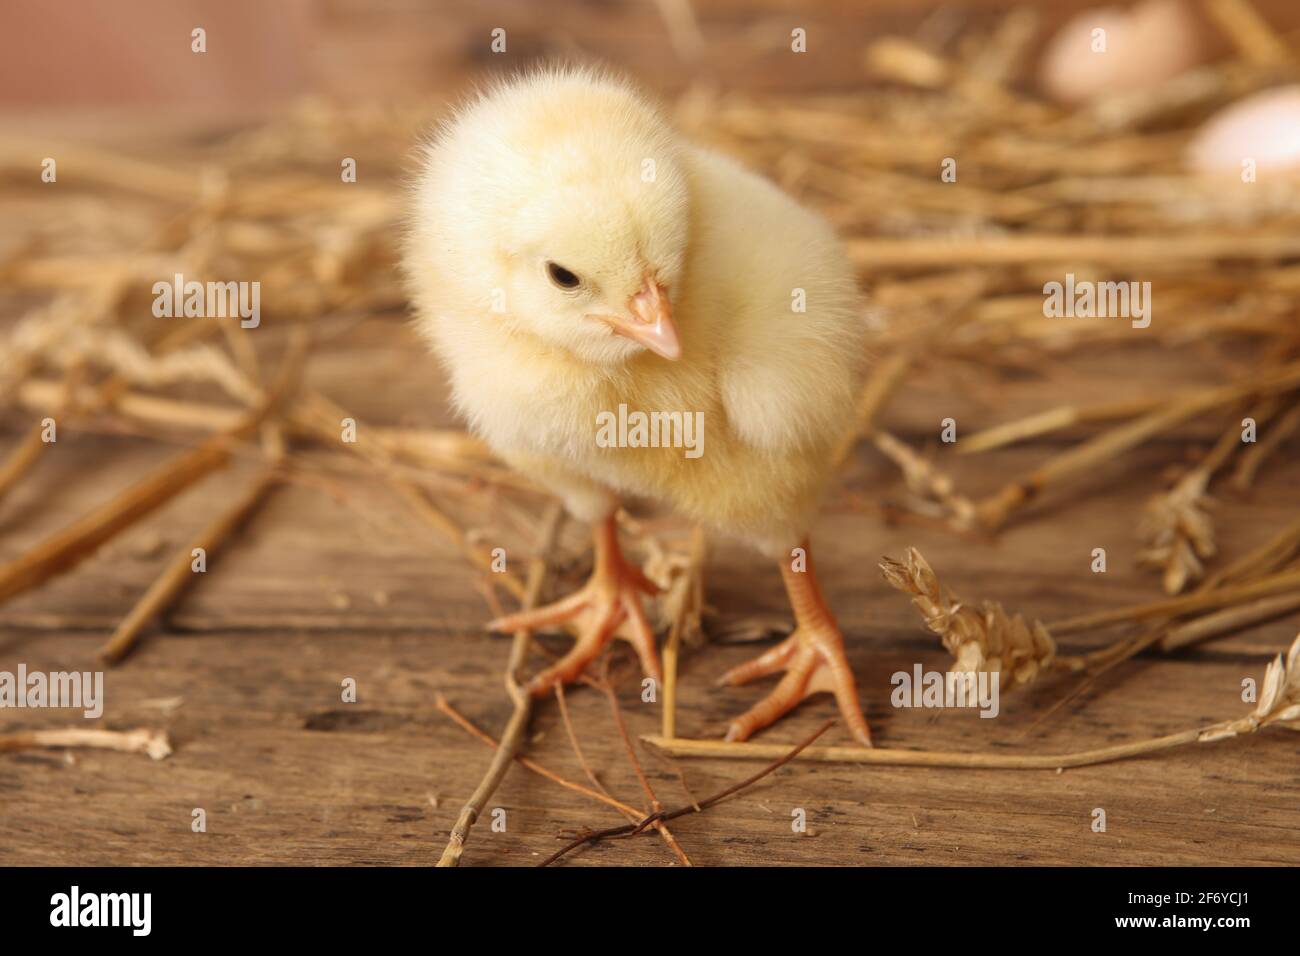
{"left": 436, "top": 501, "right": 564, "bottom": 868}
{"left": 880, "top": 547, "right": 1062, "bottom": 688}
{"left": 97, "top": 463, "right": 282, "bottom": 664}
{"left": 645, "top": 631, "right": 1300, "bottom": 767}
{"left": 0, "top": 727, "right": 171, "bottom": 760}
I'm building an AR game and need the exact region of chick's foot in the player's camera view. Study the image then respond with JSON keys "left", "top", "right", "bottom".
{"left": 717, "top": 543, "right": 872, "bottom": 747}
{"left": 487, "top": 514, "right": 662, "bottom": 694}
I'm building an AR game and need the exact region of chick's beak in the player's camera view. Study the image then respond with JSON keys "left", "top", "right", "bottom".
{"left": 604, "top": 276, "right": 681, "bottom": 360}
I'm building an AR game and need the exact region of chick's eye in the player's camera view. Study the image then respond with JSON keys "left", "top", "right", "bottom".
{"left": 545, "top": 262, "right": 581, "bottom": 290}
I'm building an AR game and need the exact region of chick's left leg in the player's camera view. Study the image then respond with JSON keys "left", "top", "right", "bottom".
{"left": 718, "top": 540, "right": 872, "bottom": 747}
{"left": 488, "top": 513, "right": 661, "bottom": 694}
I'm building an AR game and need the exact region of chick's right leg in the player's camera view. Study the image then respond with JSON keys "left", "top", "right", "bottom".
{"left": 488, "top": 512, "right": 662, "bottom": 694}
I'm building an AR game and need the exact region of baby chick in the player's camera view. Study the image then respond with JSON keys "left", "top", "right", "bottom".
{"left": 404, "top": 67, "right": 872, "bottom": 746}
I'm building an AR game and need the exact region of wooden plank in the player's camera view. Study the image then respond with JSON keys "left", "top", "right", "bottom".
{"left": 2, "top": 370, "right": 1298, "bottom": 862}
{"left": 1, "top": 623, "right": 1296, "bottom": 866}
{"left": 0, "top": 319, "right": 1293, "bottom": 634}
{"left": 3, "top": 0, "right": 1300, "bottom": 870}
{"left": 0, "top": 329, "right": 1296, "bottom": 864}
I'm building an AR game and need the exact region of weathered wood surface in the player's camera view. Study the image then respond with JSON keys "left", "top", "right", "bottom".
{"left": 5, "top": 0, "right": 1300, "bottom": 866}
{"left": 1, "top": 316, "right": 1297, "bottom": 866}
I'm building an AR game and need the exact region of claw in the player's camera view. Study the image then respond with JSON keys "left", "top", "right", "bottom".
{"left": 488, "top": 514, "right": 661, "bottom": 694}
{"left": 527, "top": 599, "right": 627, "bottom": 693}
{"left": 488, "top": 590, "right": 588, "bottom": 633}
{"left": 722, "top": 628, "right": 871, "bottom": 747}
{"left": 716, "top": 634, "right": 799, "bottom": 687}
{"left": 720, "top": 542, "right": 872, "bottom": 748}
{"left": 620, "top": 591, "right": 664, "bottom": 684}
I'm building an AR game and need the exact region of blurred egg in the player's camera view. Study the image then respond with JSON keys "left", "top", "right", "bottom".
{"left": 1039, "top": 0, "right": 1203, "bottom": 104}
{"left": 1187, "top": 86, "right": 1300, "bottom": 176}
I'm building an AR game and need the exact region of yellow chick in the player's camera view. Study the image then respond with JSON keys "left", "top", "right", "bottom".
{"left": 403, "top": 66, "right": 872, "bottom": 746}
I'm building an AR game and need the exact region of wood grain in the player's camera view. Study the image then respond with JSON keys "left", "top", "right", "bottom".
{"left": 3, "top": 0, "right": 1300, "bottom": 863}
{"left": 0, "top": 316, "right": 1297, "bottom": 866}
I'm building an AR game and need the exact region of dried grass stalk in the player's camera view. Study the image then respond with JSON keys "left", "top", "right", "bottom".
{"left": 872, "top": 431, "right": 978, "bottom": 530}
{"left": 0, "top": 431, "right": 242, "bottom": 604}
{"left": 0, "top": 424, "right": 47, "bottom": 504}
{"left": 644, "top": 632, "right": 1300, "bottom": 768}
{"left": 1049, "top": 565, "right": 1300, "bottom": 636}
{"left": 1201, "top": 516, "right": 1300, "bottom": 591}
{"left": 653, "top": 526, "right": 706, "bottom": 740}
{"left": 880, "top": 547, "right": 1060, "bottom": 689}
{"left": 1199, "top": 632, "right": 1300, "bottom": 741}
{"left": 1231, "top": 401, "right": 1300, "bottom": 491}
{"left": 848, "top": 234, "right": 1300, "bottom": 270}
{"left": 1203, "top": 0, "right": 1293, "bottom": 65}
{"left": 394, "top": 481, "right": 527, "bottom": 603}
{"left": 1159, "top": 592, "right": 1300, "bottom": 652}
{"left": 0, "top": 332, "right": 307, "bottom": 606}
{"left": 957, "top": 396, "right": 1164, "bottom": 455}
{"left": 436, "top": 502, "right": 564, "bottom": 868}
{"left": 1137, "top": 398, "right": 1281, "bottom": 592}
{"left": 977, "top": 360, "right": 1300, "bottom": 530}
{"left": 831, "top": 351, "right": 913, "bottom": 470}
{"left": 1136, "top": 469, "right": 1218, "bottom": 594}
{"left": 0, "top": 727, "right": 171, "bottom": 760}
{"left": 438, "top": 692, "right": 644, "bottom": 818}
{"left": 98, "top": 463, "right": 282, "bottom": 664}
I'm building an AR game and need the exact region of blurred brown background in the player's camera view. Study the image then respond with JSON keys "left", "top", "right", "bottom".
{"left": 5, "top": 0, "right": 1300, "bottom": 116}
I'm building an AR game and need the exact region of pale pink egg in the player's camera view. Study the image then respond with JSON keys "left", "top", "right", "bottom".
{"left": 1039, "top": 0, "right": 1204, "bottom": 104}
{"left": 1187, "top": 86, "right": 1300, "bottom": 176}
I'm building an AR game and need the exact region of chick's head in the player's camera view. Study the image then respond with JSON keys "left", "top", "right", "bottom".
{"left": 408, "top": 68, "right": 690, "bottom": 366}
